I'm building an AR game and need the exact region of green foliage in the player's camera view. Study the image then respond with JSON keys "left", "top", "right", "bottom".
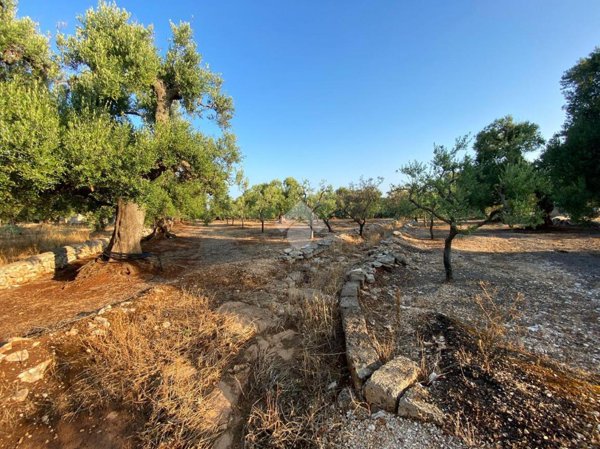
{"left": 59, "top": 0, "right": 160, "bottom": 115}
{"left": 61, "top": 110, "right": 155, "bottom": 204}
{"left": 309, "top": 182, "right": 338, "bottom": 223}
{"left": 0, "top": 78, "right": 62, "bottom": 220}
{"left": 157, "top": 21, "right": 233, "bottom": 127}
{"left": 245, "top": 181, "right": 283, "bottom": 224}
{"left": 337, "top": 177, "right": 382, "bottom": 234}
{"left": 400, "top": 136, "right": 545, "bottom": 231}
{"left": 541, "top": 47, "right": 600, "bottom": 220}
{"left": 281, "top": 177, "right": 303, "bottom": 216}
{"left": 380, "top": 188, "right": 416, "bottom": 219}
{"left": 472, "top": 116, "right": 544, "bottom": 209}
{"left": 499, "top": 162, "right": 547, "bottom": 226}
{"left": 0, "top": 0, "right": 57, "bottom": 81}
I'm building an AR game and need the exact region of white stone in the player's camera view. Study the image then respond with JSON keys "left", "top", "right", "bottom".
{"left": 5, "top": 349, "right": 29, "bottom": 362}
{"left": 18, "top": 359, "right": 52, "bottom": 383}
{"left": 363, "top": 356, "right": 420, "bottom": 412}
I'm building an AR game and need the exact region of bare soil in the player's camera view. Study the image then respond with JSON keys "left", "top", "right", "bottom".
{"left": 0, "top": 219, "right": 365, "bottom": 448}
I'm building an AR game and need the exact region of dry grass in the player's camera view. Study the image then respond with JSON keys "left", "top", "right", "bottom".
{"left": 470, "top": 282, "right": 524, "bottom": 371}
{"left": 0, "top": 224, "right": 92, "bottom": 265}
{"left": 53, "top": 286, "right": 256, "bottom": 449}
{"left": 243, "top": 292, "right": 343, "bottom": 449}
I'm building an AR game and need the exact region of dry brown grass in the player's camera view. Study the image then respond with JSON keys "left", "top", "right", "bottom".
{"left": 0, "top": 224, "right": 92, "bottom": 265}
{"left": 471, "top": 282, "right": 523, "bottom": 371}
{"left": 54, "top": 286, "right": 256, "bottom": 449}
{"left": 244, "top": 291, "right": 343, "bottom": 449}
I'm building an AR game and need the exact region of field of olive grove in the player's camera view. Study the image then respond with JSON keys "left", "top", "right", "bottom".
{"left": 1, "top": 1, "right": 599, "bottom": 448}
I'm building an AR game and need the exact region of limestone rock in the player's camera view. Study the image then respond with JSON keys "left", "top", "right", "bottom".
{"left": 342, "top": 308, "right": 381, "bottom": 389}
{"left": 397, "top": 384, "right": 445, "bottom": 425}
{"left": 340, "top": 281, "right": 360, "bottom": 298}
{"left": 5, "top": 349, "right": 29, "bottom": 362}
{"left": 18, "top": 359, "right": 52, "bottom": 383}
{"left": 347, "top": 269, "right": 367, "bottom": 286}
{"left": 363, "top": 355, "right": 419, "bottom": 412}
{"left": 11, "top": 388, "right": 29, "bottom": 402}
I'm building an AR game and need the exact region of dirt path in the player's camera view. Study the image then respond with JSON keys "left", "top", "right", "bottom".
{"left": 0, "top": 222, "right": 293, "bottom": 341}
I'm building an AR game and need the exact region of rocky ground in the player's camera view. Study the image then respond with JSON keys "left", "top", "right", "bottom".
{"left": 1, "top": 219, "right": 598, "bottom": 448}
{"left": 357, "top": 221, "right": 600, "bottom": 448}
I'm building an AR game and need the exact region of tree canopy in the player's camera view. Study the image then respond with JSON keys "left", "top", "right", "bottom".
{"left": 541, "top": 47, "right": 600, "bottom": 220}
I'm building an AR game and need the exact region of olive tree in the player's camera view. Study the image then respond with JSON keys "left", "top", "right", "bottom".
{"left": 400, "top": 136, "right": 545, "bottom": 281}
{"left": 337, "top": 177, "right": 383, "bottom": 237}
{"left": 541, "top": 47, "right": 600, "bottom": 220}
{"left": 245, "top": 181, "right": 283, "bottom": 233}
{"left": 0, "top": 1, "right": 62, "bottom": 221}
{"left": 58, "top": 1, "right": 238, "bottom": 257}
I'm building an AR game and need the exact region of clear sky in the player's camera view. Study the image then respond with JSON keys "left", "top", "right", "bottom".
{"left": 18, "top": 0, "right": 600, "bottom": 194}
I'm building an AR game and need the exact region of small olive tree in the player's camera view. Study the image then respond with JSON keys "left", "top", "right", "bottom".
{"left": 245, "top": 181, "right": 283, "bottom": 233}
{"left": 337, "top": 177, "right": 383, "bottom": 237}
{"left": 400, "top": 136, "right": 544, "bottom": 281}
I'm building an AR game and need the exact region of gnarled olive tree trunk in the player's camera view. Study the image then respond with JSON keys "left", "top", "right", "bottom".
{"left": 105, "top": 198, "right": 145, "bottom": 258}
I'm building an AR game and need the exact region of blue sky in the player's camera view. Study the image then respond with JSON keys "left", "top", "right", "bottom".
{"left": 19, "top": 0, "right": 600, "bottom": 194}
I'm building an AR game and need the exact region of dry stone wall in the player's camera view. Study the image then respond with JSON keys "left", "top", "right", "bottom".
{"left": 338, "top": 232, "right": 445, "bottom": 423}
{"left": 0, "top": 238, "right": 110, "bottom": 289}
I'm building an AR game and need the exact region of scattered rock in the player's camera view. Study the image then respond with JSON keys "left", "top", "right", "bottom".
{"left": 11, "top": 388, "right": 29, "bottom": 402}
{"left": 94, "top": 316, "right": 110, "bottom": 327}
{"left": 363, "top": 355, "right": 420, "bottom": 412}
{"left": 18, "top": 359, "right": 52, "bottom": 383}
{"left": 397, "top": 384, "right": 445, "bottom": 425}
{"left": 5, "top": 349, "right": 29, "bottom": 362}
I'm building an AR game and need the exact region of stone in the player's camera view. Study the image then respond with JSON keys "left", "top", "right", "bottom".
{"left": 397, "top": 384, "right": 445, "bottom": 425}
{"left": 394, "top": 253, "right": 408, "bottom": 266}
{"left": 392, "top": 230, "right": 402, "bottom": 236}
{"left": 283, "top": 248, "right": 293, "bottom": 254}
{"left": 377, "top": 254, "right": 396, "bottom": 266}
{"left": 363, "top": 355, "right": 420, "bottom": 412}
{"left": 340, "top": 281, "right": 360, "bottom": 298}
{"left": 18, "top": 359, "right": 53, "bottom": 383}
{"left": 217, "top": 301, "right": 277, "bottom": 334}
{"left": 94, "top": 316, "right": 110, "bottom": 327}
{"left": 11, "top": 388, "right": 29, "bottom": 402}
{"left": 339, "top": 295, "right": 360, "bottom": 311}
{"left": 347, "top": 269, "right": 367, "bottom": 286}
{"left": 342, "top": 308, "right": 382, "bottom": 389}
{"left": 336, "top": 387, "right": 355, "bottom": 410}
{"left": 5, "top": 349, "right": 29, "bottom": 362}
{"left": 366, "top": 274, "right": 376, "bottom": 284}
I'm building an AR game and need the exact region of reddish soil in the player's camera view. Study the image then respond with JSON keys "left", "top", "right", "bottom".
{"left": 0, "top": 222, "right": 292, "bottom": 341}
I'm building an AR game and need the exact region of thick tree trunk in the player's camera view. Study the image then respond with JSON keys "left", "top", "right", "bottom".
{"left": 261, "top": 219, "right": 265, "bottom": 233}
{"left": 323, "top": 218, "right": 333, "bottom": 233}
{"left": 444, "top": 226, "right": 458, "bottom": 281}
{"left": 144, "top": 217, "right": 175, "bottom": 241}
{"left": 105, "top": 199, "right": 145, "bottom": 258}
{"left": 429, "top": 215, "right": 434, "bottom": 240}
{"left": 309, "top": 215, "right": 314, "bottom": 239}
{"left": 358, "top": 220, "right": 365, "bottom": 237}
